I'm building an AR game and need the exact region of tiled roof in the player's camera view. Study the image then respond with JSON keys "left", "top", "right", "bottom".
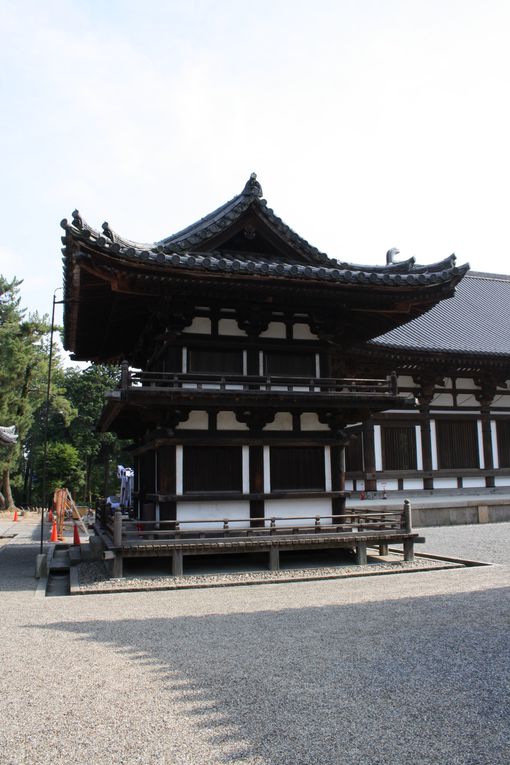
{"left": 61, "top": 175, "right": 468, "bottom": 291}
{"left": 372, "top": 272, "right": 510, "bottom": 356}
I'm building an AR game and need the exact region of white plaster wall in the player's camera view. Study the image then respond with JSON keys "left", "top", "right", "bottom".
{"left": 260, "top": 322, "right": 286, "bottom": 339}
{"left": 263, "top": 446, "right": 271, "bottom": 493}
{"left": 300, "top": 413, "right": 329, "bottom": 431}
{"left": 457, "top": 394, "right": 478, "bottom": 408}
{"left": 176, "top": 446, "right": 183, "bottom": 494}
{"left": 217, "top": 411, "right": 249, "bottom": 430}
{"left": 263, "top": 412, "right": 293, "bottom": 431}
{"left": 433, "top": 478, "right": 458, "bottom": 489}
{"left": 415, "top": 426, "right": 423, "bottom": 470}
{"left": 293, "top": 323, "right": 318, "bottom": 340}
{"left": 182, "top": 317, "right": 211, "bottom": 334}
{"left": 181, "top": 347, "right": 187, "bottom": 373}
{"left": 377, "top": 479, "right": 398, "bottom": 491}
{"left": 403, "top": 479, "right": 424, "bottom": 490}
{"left": 491, "top": 395, "right": 510, "bottom": 408}
{"left": 462, "top": 477, "right": 486, "bottom": 488}
{"left": 491, "top": 421, "right": 499, "bottom": 469}
{"left": 374, "top": 425, "right": 383, "bottom": 471}
{"left": 176, "top": 411, "right": 208, "bottom": 430}
{"left": 456, "top": 378, "right": 477, "bottom": 390}
{"left": 324, "top": 446, "right": 332, "bottom": 491}
{"left": 264, "top": 497, "right": 332, "bottom": 527}
{"left": 495, "top": 476, "right": 510, "bottom": 487}
{"left": 176, "top": 501, "right": 250, "bottom": 529}
{"left": 430, "top": 420, "right": 438, "bottom": 470}
{"left": 432, "top": 393, "right": 454, "bottom": 406}
{"left": 345, "top": 480, "right": 354, "bottom": 491}
{"left": 242, "top": 446, "right": 250, "bottom": 494}
{"left": 396, "top": 375, "right": 416, "bottom": 388}
{"left": 218, "top": 318, "right": 247, "bottom": 336}
{"left": 477, "top": 420, "right": 485, "bottom": 468}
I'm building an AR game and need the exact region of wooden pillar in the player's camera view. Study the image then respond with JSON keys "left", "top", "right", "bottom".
{"left": 171, "top": 549, "right": 183, "bottom": 576}
{"left": 158, "top": 445, "right": 177, "bottom": 523}
{"left": 379, "top": 542, "right": 389, "bottom": 556}
{"left": 331, "top": 444, "right": 346, "bottom": 519}
{"left": 249, "top": 444, "right": 265, "bottom": 527}
{"left": 112, "top": 554, "right": 123, "bottom": 578}
{"left": 480, "top": 405, "right": 495, "bottom": 488}
{"left": 419, "top": 402, "right": 434, "bottom": 490}
{"left": 268, "top": 546, "right": 280, "bottom": 571}
{"left": 356, "top": 540, "right": 367, "bottom": 565}
{"left": 362, "top": 422, "right": 377, "bottom": 492}
{"left": 403, "top": 538, "right": 414, "bottom": 562}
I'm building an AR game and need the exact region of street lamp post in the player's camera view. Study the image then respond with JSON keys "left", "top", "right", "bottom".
{"left": 39, "top": 288, "right": 63, "bottom": 554}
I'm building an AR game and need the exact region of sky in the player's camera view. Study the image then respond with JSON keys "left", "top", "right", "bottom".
{"left": 1, "top": 0, "right": 510, "bottom": 333}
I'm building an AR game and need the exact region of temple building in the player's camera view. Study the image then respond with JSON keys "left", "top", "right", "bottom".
{"left": 344, "top": 270, "right": 510, "bottom": 494}
{"left": 61, "top": 174, "right": 473, "bottom": 539}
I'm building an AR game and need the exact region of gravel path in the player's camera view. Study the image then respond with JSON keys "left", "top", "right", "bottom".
{"left": 0, "top": 518, "right": 509, "bottom": 764}
{"left": 418, "top": 521, "right": 510, "bottom": 564}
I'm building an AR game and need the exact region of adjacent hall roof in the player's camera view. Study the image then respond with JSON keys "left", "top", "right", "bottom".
{"left": 373, "top": 271, "right": 510, "bottom": 356}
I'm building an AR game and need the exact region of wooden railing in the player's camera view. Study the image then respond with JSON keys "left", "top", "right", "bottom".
{"left": 119, "top": 365, "right": 398, "bottom": 397}
{"left": 104, "top": 502, "right": 413, "bottom": 545}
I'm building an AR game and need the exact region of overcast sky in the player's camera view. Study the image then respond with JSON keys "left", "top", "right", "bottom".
{"left": 1, "top": 0, "right": 510, "bottom": 328}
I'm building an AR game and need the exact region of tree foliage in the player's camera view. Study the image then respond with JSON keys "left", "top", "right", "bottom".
{"left": 0, "top": 275, "right": 130, "bottom": 508}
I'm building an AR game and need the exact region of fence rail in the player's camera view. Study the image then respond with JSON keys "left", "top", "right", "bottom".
{"left": 102, "top": 503, "right": 413, "bottom": 546}
{"left": 119, "top": 366, "right": 398, "bottom": 397}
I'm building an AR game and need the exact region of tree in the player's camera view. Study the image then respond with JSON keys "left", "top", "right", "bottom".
{"left": 64, "top": 364, "right": 128, "bottom": 502}
{"left": 0, "top": 277, "right": 52, "bottom": 508}
{"left": 43, "top": 442, "right": 82, "bottom": 495}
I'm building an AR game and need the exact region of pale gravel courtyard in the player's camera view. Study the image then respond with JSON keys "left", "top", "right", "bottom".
{"left": 0, "top": 518, "right": 509, "bottom": 765}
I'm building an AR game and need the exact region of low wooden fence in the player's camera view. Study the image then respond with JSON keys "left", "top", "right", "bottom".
{"left": 101, "top": 502, "right": 413, "bottom": 547}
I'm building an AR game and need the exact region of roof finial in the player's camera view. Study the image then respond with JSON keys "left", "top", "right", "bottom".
{"left": 72, "top": 209, "right": 83, "bottom": 229}
{"left": 102, "top": 221, "right": 114, "bottom": 241}
{"left": 386, "top": 247, "right": 400, "bottom": 265}
{"left": 243, "top": 172, "right": 263, "bottom": 198}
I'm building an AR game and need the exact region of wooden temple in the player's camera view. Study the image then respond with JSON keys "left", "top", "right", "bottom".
{"left": 61, "top": 174, "right": 469, "bottom": 574}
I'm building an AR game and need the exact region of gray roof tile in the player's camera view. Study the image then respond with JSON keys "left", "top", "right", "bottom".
{"left": 373, "top": 272, "right": 510, "bottom": 356}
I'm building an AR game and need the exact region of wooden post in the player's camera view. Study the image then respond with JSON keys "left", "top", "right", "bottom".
{"left": 379, "top": 542, "right": 389, "bottom": 556}
{"left": 480, "top": 406, "right": 495, "bottom": 488}
{"left": 331, "top": 444, "right": 346, "bottom": 519}
{"left": 363, "top": 422, "right": 377, "bottom": 492}
{"left": 113, "top": 510, "right": 123, "bottom": 546}
{"left": 112, "top": 554, "right": 123, "bottom": 578}
{"left": 356, "top": 540, "right": 367, "bottom": 565}
{"left": 419, "top": 401, "right": 434, "bottom": 490}
{"left": 403, "top": 538, "right": 414, "bottom": 561}
{"left": 120, "top": 359, "right": 130, "bottom": 390}
{"left": 172, "top": 549, "right": 183, "bottom": 576}
{"left": 403, "top": 499, "right": 412, "bottom": 533}
{"left": 269, "top": 546, "right": 279, "bottom": 571}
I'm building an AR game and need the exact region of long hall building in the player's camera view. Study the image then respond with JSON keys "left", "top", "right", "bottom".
{"left": 344, "top": 270, "right": 510, "bottom": 494}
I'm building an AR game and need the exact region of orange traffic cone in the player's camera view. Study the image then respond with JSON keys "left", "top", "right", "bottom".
{"left": 12, "top": 509, "right": 19, "bottom": 522}
{"left": 73, "top": 522, "right": 80, "bottom": 546}
{"left": 49, "top": 521, "right": 58, "bottom": 542}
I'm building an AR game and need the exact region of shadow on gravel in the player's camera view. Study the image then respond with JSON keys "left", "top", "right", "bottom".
{"left": 35, "top": 586, "right": 510, "bottom": 765}
{"left": 0, "top": 544, "right": 40, "bottom": 592}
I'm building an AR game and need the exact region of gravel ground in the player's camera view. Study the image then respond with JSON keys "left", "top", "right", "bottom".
{"left": 78, "top": 556, "right": 461, "bottom": 593}
{"left": 0, "top": 518, "right": 509, "bottom": 765}
{"left": 418, "top": 521, "right": 510, "bottom": 564}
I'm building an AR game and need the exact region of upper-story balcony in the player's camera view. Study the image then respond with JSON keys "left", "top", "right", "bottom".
{"left": 99, "top": 365, "right": 415, "bottom": 437}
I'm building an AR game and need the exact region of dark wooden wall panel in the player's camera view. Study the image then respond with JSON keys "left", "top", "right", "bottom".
{"left": 382, "top": 426, "right": 417, "bottom": 470}
{"left": 183, "top": 445, "right": 242, "bottom": 492}
{"left": 436, "top": 420, "right": 479, "bottom": 469}
{"left": 270, "top": 446, "right": 325, "bottom": 490}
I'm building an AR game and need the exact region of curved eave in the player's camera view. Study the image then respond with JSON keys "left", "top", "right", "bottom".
{"left": 61, "top": 221, "right": 468, "bottom": 291}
